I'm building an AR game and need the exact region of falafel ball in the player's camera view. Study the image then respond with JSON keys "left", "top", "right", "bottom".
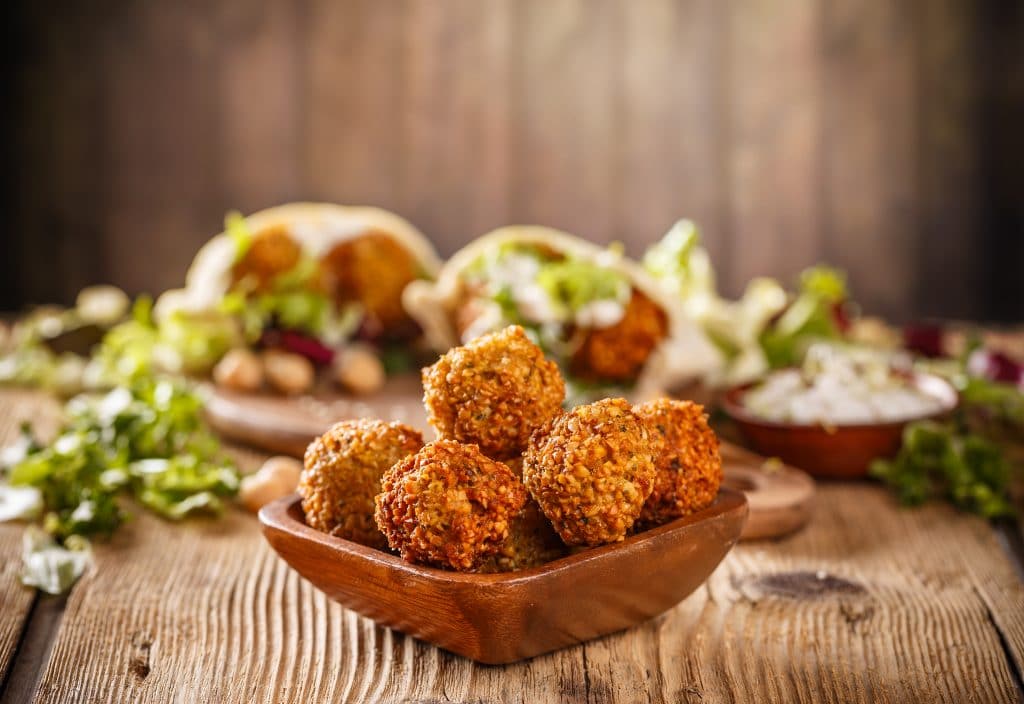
{"left": 231, "top": 225, "right": 303, "bottom": 292}
{"left": 320, "top": 231, "right": 421, "bottom": 335}
{"left": 477, "top": 498, "right": 567, "bottom": 573}
{"left": 422, "top": 325, "right": 565, "bottom": 460}
{"left": 523, "top": 398, "right": 659, "bottom": 546}
{"left": 374, "top": 440, "right": 527, "bottom": 570}
{"left": 570, "top": 290, "right": 668, "bottom": 383}
{"left": 634, "top": 399, "right": 722, "bottom": 527}
{"left": 300, "top": 419, "right": 424, "bottom": 549}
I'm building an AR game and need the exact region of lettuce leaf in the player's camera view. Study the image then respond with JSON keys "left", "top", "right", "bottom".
{"left": 535, "top": 260, "right": 629, "bottom": 312}
{"left": 642, "top": 220, "right": 716, "bottom": 303}
{"left": 225, "top": 210, "right": 253, "bottom": 262}
{"left": 21, "top": 528, "right": 92, "bottom": 595}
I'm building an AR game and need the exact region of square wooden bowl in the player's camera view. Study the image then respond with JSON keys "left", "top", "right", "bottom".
{"left": 259, "top": 489, "right": 747, "bottom": 664}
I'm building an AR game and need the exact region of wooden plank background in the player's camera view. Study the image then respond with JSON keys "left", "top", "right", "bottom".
{"left": 2, "top": 0, "right": 1022, "bottom": 322}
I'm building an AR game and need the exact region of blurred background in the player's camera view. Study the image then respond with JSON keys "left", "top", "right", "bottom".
{"left": 2, "top": 0, "right": 1021, "bottom": 322}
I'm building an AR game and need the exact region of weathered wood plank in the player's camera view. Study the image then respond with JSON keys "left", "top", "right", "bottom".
{"left": 617, "top": 0, "right": 724, "bottom": 260}
{"left": 399, "top": 0, "right": 513, "bottom": 253}
{"left": 98, "top": 0, "right": 225, "bottom": 297}
{"left": 218, "top": 0, "right": 302, "bottom": 212}
{"left": 820, "top": 0, "right": 919, "bottom": 320}
{"left": 723, "top": 0, "right": 825, "bottom": 298}
{"left": 0, "top": 392, "right": 63, "bottom": 687}
{"left": 914, "top": 0, "right": 980, "bottom": 321}
{"left": 304, "top": 0, "right": 405, "bottom": 209}
{"left": 0, "top": 525, "right": 33, "bottom": 687}
{"left": 510, "top": 0, "right": 619, "bottom": 245}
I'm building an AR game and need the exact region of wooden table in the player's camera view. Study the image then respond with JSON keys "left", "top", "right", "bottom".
{"left": 1, "top": 389, "right": 1023, "bottom": 703}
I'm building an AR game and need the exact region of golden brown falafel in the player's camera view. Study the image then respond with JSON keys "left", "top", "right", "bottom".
{"left": 320, "top": 231, "right": 421, "bottom": 334}
{"left": 523, "top": 398, "right": 659, "bottom": 546}
{"left": 477, "top": 498, "right": 567, "bottom": 573}
{"left": 231, "top": 225, "right": 303, "bottom": 292}
{"left": 422, "top": 325, "right": 566, "bottom": 460}
{"left": 633, "top": 399, "right": 722, "bottom": 527}
{"left": 570, "top": 290, "right": 668, "bottom": 383}
{"left": 374, "top": 440, "right": 527, "bottom": 570}
{"left": 300, "top": 419, "right": 424, "bottom": 549}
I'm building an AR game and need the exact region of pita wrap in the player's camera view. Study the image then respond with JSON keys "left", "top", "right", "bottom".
{"left": 404, "top": 226, "right": 721, "bottom": 392}
{"left": 157, "top": 203, "right": 440, "bottom": 320}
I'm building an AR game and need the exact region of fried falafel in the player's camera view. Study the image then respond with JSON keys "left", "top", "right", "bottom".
{"left": 634, "top": 398, "right": 722, "bottom": 527}
{"left": 570, "top": 290, "right": 669, "bottom": 383}
{"left": 422, "top": 325, "right": 565, "bottom": 460}
{"left": 300, "top": 419, "right": 424, "bottom": 549}
{"left": 231, "top": 225, "right": 303, "bottom": 292}
{"left": 523, "top": 398, "right": 659, "bottom": 546}
{"left": 320, "top": 230, "right": 422, "bottom": 334}
{"left": 374, "top": 440, "right": 527, "bottom": 570}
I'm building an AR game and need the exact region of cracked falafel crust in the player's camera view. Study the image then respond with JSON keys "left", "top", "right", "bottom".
{"left": 300, "top": 419, "right": 424, "bottom": 549}
{"left": 523, "top": 398, "right": 659, "bottom": 546}
{"left": 476, "top": 498, "right": 567, "bottom": 573}
{"left": 634, "top": 399, "right": 722, "bottom": 527}
{"left": 374, "top": 439, "right": 527, "bottom": 570}
{"left": 422, "top": 325, "right": 566, "bottom": 460}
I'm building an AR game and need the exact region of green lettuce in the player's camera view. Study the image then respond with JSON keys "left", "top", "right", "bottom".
{"left": 225, "top": 210, "right": 253, "bottom": 262}
{"left": 9, "top": 378, "right": 239, "bottom": 547}
{"left": 758, "top": 266, "right": 848, "bottom": 368}
{"left": 536, "top": 260, "right": 629, "bottom": 312}
{"left": 21, "top": 528, "right": 92, "bottom": 595}
{"left": 642, "top": 220, "right": 715, "bottom": 303}
{"left": 870, "top": 421, "right": 1014, "bottom": 518}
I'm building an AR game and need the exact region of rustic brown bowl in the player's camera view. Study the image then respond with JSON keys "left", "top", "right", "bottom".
{"left": 259, "top": 489, "right": 748, "bottom": 664}
{"left": 722, "top": 372, "right": 958, "bottom": 479}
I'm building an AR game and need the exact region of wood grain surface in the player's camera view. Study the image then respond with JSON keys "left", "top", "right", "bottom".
{"left": 0, "top": 392, "right": 61, "bottom": 685}
{"left": 6, "top": 1, "right": 1022, "bottom": 322}
{"left": 1, "top": 390, "right": 1022, "bottom": 702}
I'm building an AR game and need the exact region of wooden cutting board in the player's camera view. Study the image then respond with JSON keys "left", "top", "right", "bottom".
{"left": 205, "top": 376, "right": 814, "bottom": 540}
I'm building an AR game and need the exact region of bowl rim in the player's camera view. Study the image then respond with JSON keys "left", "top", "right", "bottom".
{"left": 721, "top": 369, "right": 960, "bottom": 432}
{"left": 259, "top": 488, "right": 748, "bottom": 585}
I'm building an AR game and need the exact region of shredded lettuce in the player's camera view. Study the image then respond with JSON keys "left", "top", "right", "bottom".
{"left": 92, "top": 297, "right": 162, "bottom": 383}
{"left": 9, "top": 378, "right": 239, "bottom": 544}
{"left": 800, "top": 265, "right": 848, "bottom": 304}
{"left": 642, "top": 220, "right": 716, "bottom": 304}
{"left": 158, "top": 311, "right": 242, "bottom": 374}
{"left": 0, "top": 484, "right": 42, "bottom": 522}
{"left": 643, "top": 222, "right": 853, "bottom": 383}
{"left": 758, "top": 266, "right": 848, "bottom": 368}
{"left": 225, "top": 210, "right": 253, "bottom": 262}
{"left": 535, "top": 260, "right": 629, "bottom": 313}
{"left": 21, "top": 528, "right": 93, "bottom": 595}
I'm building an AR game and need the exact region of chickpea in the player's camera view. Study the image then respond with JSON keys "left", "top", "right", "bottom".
{"left": 76, "top": 285, "right": 130, "bottom": 326}
{"left": 333, "top": 343, "right": 385, "bottom": 395}
{"left": 238, "top": 456, "right": 303, "bottom": 513}
{"left": 263, "top": 349, "right": 315, "bottom": 395}
{"left": 213, "top": 348, "right": 264, "bottom": 392}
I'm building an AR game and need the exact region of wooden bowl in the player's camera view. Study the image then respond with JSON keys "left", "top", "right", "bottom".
{"left": 721, "top": 372, "right": 958, "bottom": 479}
{"left": 259, "top": 489, "right": 748, "bottom": 664}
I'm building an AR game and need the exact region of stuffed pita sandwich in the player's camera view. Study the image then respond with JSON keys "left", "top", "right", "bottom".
{"left": 403, "top": 226, "right": 720, "bottom": 397}
{"left": 153, "top": 203, "right": 441, "bottom": 376}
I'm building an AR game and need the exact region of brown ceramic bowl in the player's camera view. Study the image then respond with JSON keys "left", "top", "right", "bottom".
{"left": 722, "top": 372, "right": 958, "bottom": 479}
{"left": 259, "top": 489, "right": 748, "bottom": 664}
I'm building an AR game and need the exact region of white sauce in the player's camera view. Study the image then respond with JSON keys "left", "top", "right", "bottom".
{"left": 743, "top": 344, "right": 947, "bottom": 425}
